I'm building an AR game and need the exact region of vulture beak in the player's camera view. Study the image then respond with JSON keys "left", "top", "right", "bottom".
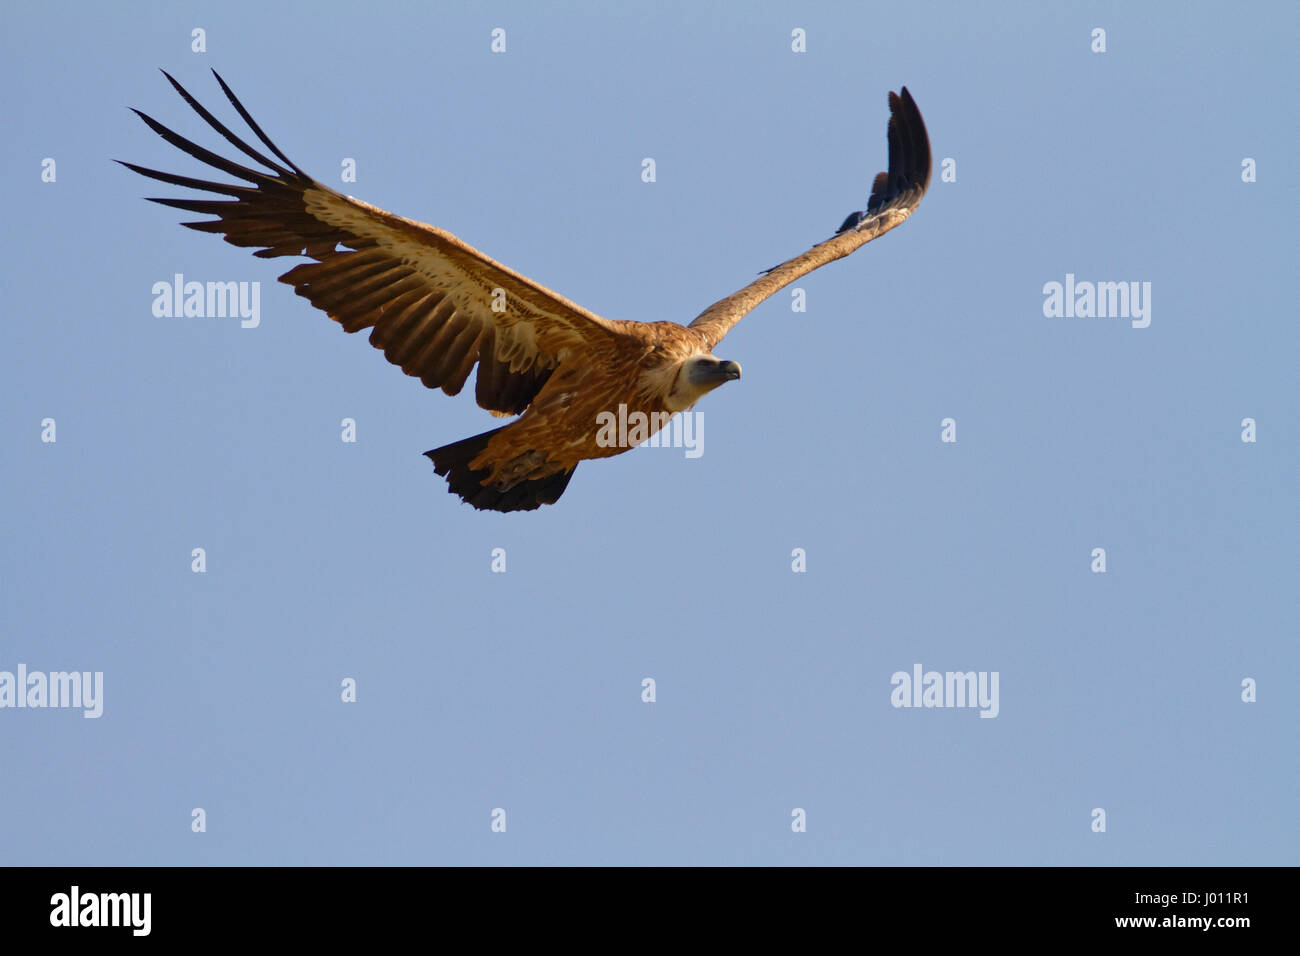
{"left": 688, "top": 359, "right": 742, "bottom": 388}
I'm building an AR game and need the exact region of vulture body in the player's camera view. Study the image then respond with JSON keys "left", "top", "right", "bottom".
{"left": 123, "top": 72, "right": 931, "bottom": 511}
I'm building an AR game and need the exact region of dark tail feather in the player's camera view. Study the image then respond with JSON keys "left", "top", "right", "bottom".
{"left": 424, "top": 428, "right": 575, "bottom": 513}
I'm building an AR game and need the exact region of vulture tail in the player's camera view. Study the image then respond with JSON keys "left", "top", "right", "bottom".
{"left": 425, "top": 428, "right": 575, "bottom": 513}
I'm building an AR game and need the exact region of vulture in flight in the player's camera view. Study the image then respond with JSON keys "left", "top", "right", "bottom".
{"left": 122, "top": 72, "right": 931, "bottom": 511}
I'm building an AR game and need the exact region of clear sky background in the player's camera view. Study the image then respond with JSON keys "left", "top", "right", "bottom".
{"left": 2, "top": 1, "right": 1296, "bottom": 865}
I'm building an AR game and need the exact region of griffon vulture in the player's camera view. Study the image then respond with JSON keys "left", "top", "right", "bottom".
{"left": 122, "top": 72, "right": 930, "bottom": 511}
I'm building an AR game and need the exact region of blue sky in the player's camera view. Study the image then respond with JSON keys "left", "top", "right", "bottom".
{"left": 1, "top": 1, "right": 1296, "bottom": 865}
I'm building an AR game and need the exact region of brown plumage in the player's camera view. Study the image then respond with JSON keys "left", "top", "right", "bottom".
{"left": 123, "top": 71, "right": 931, "bottom": 511}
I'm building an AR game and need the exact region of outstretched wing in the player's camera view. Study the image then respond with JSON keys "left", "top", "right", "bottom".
{"left": 689, "top": 87, "right": 931, "bottom": 349}
{"left": 121, "top": 70, "right": 626, "bottom": 416}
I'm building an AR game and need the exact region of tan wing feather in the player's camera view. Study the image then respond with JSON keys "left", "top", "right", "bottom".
{"left": 121, "top": 70, "right": 625, "bottom": 416}
{"left": 689, "top": 87, "right": 931, "bottom": 349}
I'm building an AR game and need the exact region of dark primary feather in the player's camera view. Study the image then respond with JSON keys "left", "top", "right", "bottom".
{"left": 696, "top": 86, "right": 931, "bottom": 336}
{"left": 761, "top": 87, "right": 930, "bottom": 272}
{"left": 844, "top": 87, "right": 931, "bottom": 230}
